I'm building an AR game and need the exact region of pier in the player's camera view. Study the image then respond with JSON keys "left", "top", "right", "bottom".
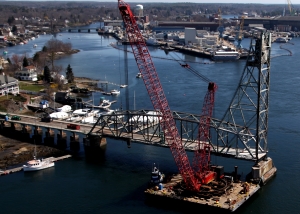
{"left": 0, "top": 155, "right": 72, "bottom": 176}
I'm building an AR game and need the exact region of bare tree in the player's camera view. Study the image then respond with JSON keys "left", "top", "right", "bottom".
{"left": 44, "top": 38, "right": 72, "bottom": 72}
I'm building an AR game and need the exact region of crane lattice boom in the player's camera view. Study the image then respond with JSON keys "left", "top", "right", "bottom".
{"left": 118, "top": 0, "right": 200, "bottom": 191}
{"left": 192, "top": 82, "right": 217, "bottom": 183}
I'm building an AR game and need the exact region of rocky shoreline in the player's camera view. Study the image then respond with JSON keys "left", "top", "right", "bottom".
{"left": 0, "top": 135, "right": 67, "bottom": 170}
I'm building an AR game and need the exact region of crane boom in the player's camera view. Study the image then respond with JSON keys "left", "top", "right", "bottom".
{"left": 192, "top": 83, "right": 217, "bottom": 182}
{"left": 118, "top": 0, "right": 200, "bottom": 191}
{"left": 169, "top": 52, "right": 217, "bottom": 184}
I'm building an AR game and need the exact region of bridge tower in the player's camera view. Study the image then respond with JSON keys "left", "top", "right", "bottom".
{"left": 216, "top": 29, "right": 271, "bottom": 163}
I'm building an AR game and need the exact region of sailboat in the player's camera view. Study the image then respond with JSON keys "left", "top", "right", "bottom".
{"left": 23, "top": 145, "right": 54, "bottom": 172}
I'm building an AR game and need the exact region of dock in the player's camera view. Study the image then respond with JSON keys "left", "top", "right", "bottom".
{"left": 0, "top": 155, "right": 72, "bottom": 176}
{"left": 145, "top": 173, "right": 260, "bottom": 212}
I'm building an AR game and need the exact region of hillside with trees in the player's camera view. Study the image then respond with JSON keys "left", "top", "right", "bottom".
{"left": 0, "top": 1, "right": 298, "bottom": 26}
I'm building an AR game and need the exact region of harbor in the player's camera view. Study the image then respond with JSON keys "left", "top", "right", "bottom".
{"left": 0, "top": 23, "right": 298, "bottom": 214}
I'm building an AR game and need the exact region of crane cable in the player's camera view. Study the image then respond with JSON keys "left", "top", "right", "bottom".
{"left": 169, "top": 51, "right": 212, "bottom": 84}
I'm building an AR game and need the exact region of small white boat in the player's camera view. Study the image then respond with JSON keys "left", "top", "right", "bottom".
{"left": 49, "top": 112, "right": 69, "bottom": 119}
{"left": 23, "top": 146, "right": 54, "bottom": 172}
{"left": 136, "top": 73, "right": 142, "bottom": 78}
{"left": 33, "top": 44, "right": 37, "bottom": 48}
{"left": 110, "top": 89, "right": 120, "bottom": 95}
{"left": 72, "top": 108, "right": 91, "bottom": 116}
{"left": 66, "top": 114, "right": 82, "bottom": 122}
{"left": 56, "top": 105, "right": 72, "bottom": 112}
{"left": 120, "top": 85, "right": 127, "bottom": 88}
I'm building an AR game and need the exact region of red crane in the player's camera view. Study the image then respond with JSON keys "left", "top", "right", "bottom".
{"left": 118, "top": 0, "right": 216, "bottom": 191}
{"left": 171, "top": 53, "right": 217, "bottom": 184}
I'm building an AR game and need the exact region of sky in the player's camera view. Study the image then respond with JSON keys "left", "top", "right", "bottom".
{"left": 1, "top": 0, "right": 299, "bottom": 4}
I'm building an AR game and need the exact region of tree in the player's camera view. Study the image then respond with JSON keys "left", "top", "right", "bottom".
{"left": 44, "top": 66, "right": 51, "bottom": 83}
{"left": 7, "top": 16, "right": 15, "bottom": 25}
{"left": 66, "top": 64, "right": 74, "bottom": 83}
{"left": 44, "top": 38, "right": 72, "bottom": 72}
{"left": 42, "top": 46, "right": 48, "bottom": 52}
{"left": 23, "top": 56, "right": 29, "bottom": 67}
{"left": 11, "top": 25, "right": 18, "bottom": 34}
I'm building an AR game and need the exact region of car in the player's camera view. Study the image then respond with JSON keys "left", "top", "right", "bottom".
{"left": 11, "top": 115, "right": 21, "bottom": 120}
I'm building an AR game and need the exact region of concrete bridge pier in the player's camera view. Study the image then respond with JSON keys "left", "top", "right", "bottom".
{"left": 0, "top": 121, "right": 4, "bottom": 131}
{"left": 70, "top": 132, "right": 80, "bottom": 152}
{"left": 9, "top": 122, "right": 16, "bottom": 137}
{"left": 83, "top": 134, "right": 107, "bottom": 161}
{"left": 21, "top": 125, "right": 31, "bottom": 142}
{"left": 32, "top": 126, "right": 43, "bottom": 145}
{"left": 57, "top": 129, "right": 67, "bottom": 150}
{"left": 44, "top": 128, "right": 55, "bottom": 147}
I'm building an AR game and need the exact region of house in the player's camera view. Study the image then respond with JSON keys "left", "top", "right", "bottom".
{"left": 0, "top": 74, "right": 19, "bottom": 96}
{"left": 14, "top": 65, "right": 38, "bottom": 81}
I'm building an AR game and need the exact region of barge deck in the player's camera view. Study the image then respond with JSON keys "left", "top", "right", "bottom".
{"left": 145, "top": 173, "right": 260, "bottom": 212}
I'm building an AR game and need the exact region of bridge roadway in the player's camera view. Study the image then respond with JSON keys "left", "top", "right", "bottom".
{"left": 2, "top": 110, "right": 267, "bottom": 161}
{"left": 2, "top": 112, "right": 164, "bottom": 147}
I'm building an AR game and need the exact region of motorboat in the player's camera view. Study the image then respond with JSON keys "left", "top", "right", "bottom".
{"left": 49, "top": 112, "right": 69, "bottom": 119}
{"left": 23, "top": 146, "right": 54, "bottom": 172}
{"left": 81, "top": 116, "right": 96, "bottom": 123}
{"left": 72, "top": 108, "right": 92, "bottom": 116}
{"left": 56, "top": 105, "right": 72, "bottom": 112}
{"left": 274, "top": 37, "right": 288, "bottom": 43}
{"left": 211, "top": 50, "right": 240, "bottom": 61}
{"left": 120, "top": 85, "right": 127, "bottom": 88}
{"left": 66, "top": 114, "right": 82, "bottom": 122}
{"left": 110, "top": 89, "right": 120, "bottom": 95}
{"left": 23, "top": 158, "right": 54, "bottom": 172}
{"left": 136, "top": 73, "right": 142, "bottom": 78}
{"left": 33, "top": 44, "right": 37, "bottom": 48}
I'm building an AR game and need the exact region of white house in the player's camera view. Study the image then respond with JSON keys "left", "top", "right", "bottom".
{"left": 14, "top": 65, "right": 38, "bottom": 81}
{"left": 0, "top": 74, "right": 19, "bottom": 96}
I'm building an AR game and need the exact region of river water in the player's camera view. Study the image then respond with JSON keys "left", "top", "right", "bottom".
{"left": 1, "top": 23, "right": 299, "bottom": 213}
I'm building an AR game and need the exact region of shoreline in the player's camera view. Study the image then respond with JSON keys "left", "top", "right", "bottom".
{"left": 0, "top": 135, "right": 67, "bottom": 170}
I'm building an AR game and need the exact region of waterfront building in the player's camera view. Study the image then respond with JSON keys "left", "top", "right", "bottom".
{"left": 0, "top": 74, "right": 19, "bottom": 96}
{"left": 14, "top": 65, "right": 38, "bottom": 81}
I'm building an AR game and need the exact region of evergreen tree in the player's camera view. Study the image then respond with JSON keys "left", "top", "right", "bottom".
{"left": 66, "top": 64, "right": 74, "bottom": 83}
{"left": 23, "top": 56, "right": 29, "bottom": 67}
{"left": 44, "top": 66, "right": 51, "bottom": 83}
{"left": 32, "top": 53, "right": 39, "bottom": 63}
{"left": 42, "top": 46, "right": 48, "bottom": 52}
{"left": 11, "top": 25, "right": 18, "bottom": 34}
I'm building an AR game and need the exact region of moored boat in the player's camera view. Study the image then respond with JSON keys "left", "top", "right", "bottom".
{"left": 211, "top": 50, "right": 240, "bottom": 61}
{"left": 110, "top": 89, "right": 120, "bottom": 95}
{"left": 23, "top": 146, "right": 54, "bottom": 172}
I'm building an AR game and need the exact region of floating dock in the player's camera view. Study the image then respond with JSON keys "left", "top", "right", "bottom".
{"left": 145, "top": 173, "right": 260, "bottom": 212}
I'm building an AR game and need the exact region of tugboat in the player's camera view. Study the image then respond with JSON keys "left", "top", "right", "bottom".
{"left": 149, "top": 163, "right": 164, "bottom": 187}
